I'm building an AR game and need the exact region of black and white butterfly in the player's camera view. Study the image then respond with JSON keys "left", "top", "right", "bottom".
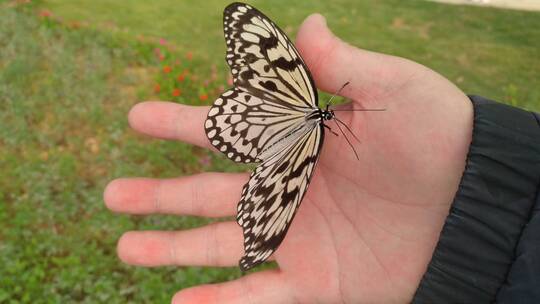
{"left": 205, "top": 2, "right": 355, "bottom": 271}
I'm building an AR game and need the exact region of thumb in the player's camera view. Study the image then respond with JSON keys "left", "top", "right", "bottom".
{"left": 295, "top": 14, "right": 412, "bottom": 103}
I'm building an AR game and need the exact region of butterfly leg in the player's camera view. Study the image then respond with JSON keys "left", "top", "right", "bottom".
{"left": 323, "top": 124, "right": 339, "bottom": 136}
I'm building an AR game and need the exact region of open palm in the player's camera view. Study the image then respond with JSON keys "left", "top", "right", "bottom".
{"left": 105, "top": 14, "right": 473, "bottom": 303}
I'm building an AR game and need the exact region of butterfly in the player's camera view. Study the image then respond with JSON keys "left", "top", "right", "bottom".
{"left": 205, "top": 2, "right": 358, "bottom": 271}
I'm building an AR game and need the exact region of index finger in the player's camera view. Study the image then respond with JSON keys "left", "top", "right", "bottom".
{"left": 128, "top": 101, "right": 214, "bottom": 150}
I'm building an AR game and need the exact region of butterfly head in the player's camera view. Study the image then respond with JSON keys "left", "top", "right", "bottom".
{"left": 321, "top": 109, "right": 335, "bottom": 121}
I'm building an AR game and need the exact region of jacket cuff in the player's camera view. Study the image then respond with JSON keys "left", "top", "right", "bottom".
{"left": 413, "top": 96, "right": 540, "bottom": 303}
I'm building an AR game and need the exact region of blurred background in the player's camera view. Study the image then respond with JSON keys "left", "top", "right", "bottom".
{"left": 1, "top": 0, "right": 539, "bottom": 302}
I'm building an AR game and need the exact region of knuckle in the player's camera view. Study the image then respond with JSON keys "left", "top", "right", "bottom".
{"left": 205, "top": 223, "right": 220, "bottom": 265}
{"left": 154, "top": 180, "right": 163, "bottom": 212}
{"left": 169, "top": 232, "right": 180, "bottom": 264}
{"left": 189, "top": 176, "right": 205, "bottom": 215}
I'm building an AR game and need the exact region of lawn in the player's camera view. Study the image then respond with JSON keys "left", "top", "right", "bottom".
{"left": 1, "top": 0, "right": 539, "bottom": 303}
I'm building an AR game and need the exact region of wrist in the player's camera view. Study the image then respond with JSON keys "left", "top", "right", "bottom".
{"left": 413, "top": 96, "right": 540, "bottom": 303}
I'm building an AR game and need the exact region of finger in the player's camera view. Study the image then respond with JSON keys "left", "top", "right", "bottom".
{"left": 295, "top": 14, "right": 413, "bottom": 103}
{"left": 117, "top": 221, "right": 243, "bottom": 267}
{"left": 172, "top": 270, "right": 293, "bottom": 304}
{"left": 104, "top": 173, "right": 247, "bottom": 217}
{"left": 128, "top": 101, "right": 214, "bottom": 149}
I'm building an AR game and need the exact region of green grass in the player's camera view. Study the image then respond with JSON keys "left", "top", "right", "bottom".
{"left": 1, "top": 0, "right": 539, "bottom": 303}
{"left": 44, "top": 0, "right": 540, "bottom": 107}
{"left": 0, "top": 3, "right": 240, "bottom": 303}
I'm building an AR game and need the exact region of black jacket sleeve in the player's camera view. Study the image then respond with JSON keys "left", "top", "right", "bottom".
{"left": 412, "top": 96, "right": 540, "bottom": 303}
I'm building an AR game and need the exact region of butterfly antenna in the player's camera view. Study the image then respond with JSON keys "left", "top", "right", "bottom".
{"left": 334, "top": 117, "right": 361, "bottom": 143}
{"left": 326, "top": 82, "right": 386, "bottom": 112}
{"left": 326, "top": 81, "right": 350, "bottom": 109}
{"left": 333, "top": 108, "right": 386, "bottom": 112}
{"left": 333, "top": 120, "right": 359, "bottom": 160}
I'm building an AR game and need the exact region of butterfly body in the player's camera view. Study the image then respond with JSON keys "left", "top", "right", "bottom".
{"left": 320, "top": 109, "right": 336, "bottom": 121}
{"left": 205, "top": 2, "right": 332, "bottom": 271}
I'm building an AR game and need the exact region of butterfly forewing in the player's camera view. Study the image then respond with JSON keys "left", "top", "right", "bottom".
{"left": 223, "top": 2, "right": 318, "bottom": 108}
{"left": 205, "top": 2, "right": 325, "bottom": 271}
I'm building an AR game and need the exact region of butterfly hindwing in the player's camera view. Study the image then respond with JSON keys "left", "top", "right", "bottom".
{"left": 237, "top": 124, "right": 324, "bottom": 271}
{"left": 205, "top": 88, "right": 312, "bottom": 163}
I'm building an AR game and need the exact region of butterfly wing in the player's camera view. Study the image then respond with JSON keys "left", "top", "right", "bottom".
{"left": 206, "top": 2, "right": 320, "bottom": 163}
{"left": 205, "top": 2, "right": 325, "bottom": 271}
{"left": 205, "top": 88, "right": 310, "bottom": 163}
{"left": 237, "top": 123, "right": 324, "bottom": 271}
{"left": 223, "top": 2, "right": 318, "bottom": 108}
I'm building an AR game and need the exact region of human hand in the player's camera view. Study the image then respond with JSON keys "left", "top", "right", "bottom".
{"left": 104, "top": 14, "right": 473, "bottom": 303}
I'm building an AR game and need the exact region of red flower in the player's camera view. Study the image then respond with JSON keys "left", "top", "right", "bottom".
{"left": 172, "top": 88, "right": 181, "bottom": 97}
{"left": 199, "top": 94, "right": 208, "bottom": 101}
{"left": 186, "top": 52, "right": 193, "bottom": 60}
{"left": 177, "top": 74, "right": 185, "bottom": 82}
{"left": 163, "top": 65, "right": 172, "bottom": 73}
{"left": 153, "top": 84, "right": 161, "bottom": 93}
{"left": 159, "top": 54, "right": 165, "bottom": 61}
{"left": 39, "top": 10, "right": 52, "bottom": 18}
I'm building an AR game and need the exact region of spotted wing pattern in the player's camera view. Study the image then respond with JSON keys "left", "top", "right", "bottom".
{"left": 205, "top": 88, "right": 315, "bottom": 163}
{"left": 237, "top": 124, "right": 324, "bottom": 271}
